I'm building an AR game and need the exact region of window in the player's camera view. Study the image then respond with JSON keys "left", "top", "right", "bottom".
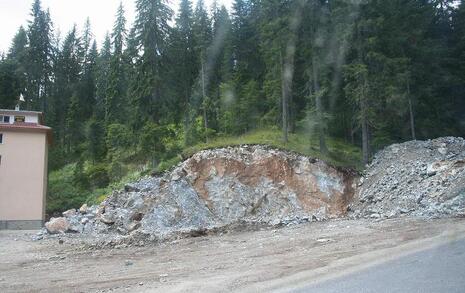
{"left": 0, "top": 115, "right": 10, "bottom": 123}
{"left": 0, "top": 133, "right": 3, "bottom": 144}
{"left": 14, "top": 116, "right": 25, "bottom": 123}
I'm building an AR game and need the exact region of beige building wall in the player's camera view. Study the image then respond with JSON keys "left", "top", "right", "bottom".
{"left": 0, "top": 130, "right": 48, "bottom": 225}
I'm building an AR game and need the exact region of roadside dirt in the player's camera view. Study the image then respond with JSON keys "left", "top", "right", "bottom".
{"left": 1, "top": 218, "right": 465, "bottom": 293}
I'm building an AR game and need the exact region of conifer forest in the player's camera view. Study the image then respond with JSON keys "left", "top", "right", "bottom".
{"left": 0, "top": 0, "right": 464, "bottom": 213}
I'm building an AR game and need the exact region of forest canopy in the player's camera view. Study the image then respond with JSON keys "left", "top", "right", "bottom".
{"left": 0, "top": 0, "right": 464, "bottom": 213}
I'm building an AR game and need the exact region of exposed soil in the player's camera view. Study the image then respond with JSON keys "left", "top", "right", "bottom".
{"left": 2, "top": 218, "right": 465, "bottom": 293}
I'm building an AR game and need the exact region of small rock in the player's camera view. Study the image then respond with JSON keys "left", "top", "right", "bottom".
{"left": 62, "top": 209, "right": 77, "bottom": 218}
{"left": 32, "top": 235, "right": 43, "bottom": 241}
{"left": 100, "top": 214, "right": 115, "bottom": 225}
{"left": 127, "top": 222, "right": 141, "bottom": 232}
{"left": 125, "top": 260, "right": 134, "bottom": 266}
{"left": 370, "top": 213, "right": 381, "bottom": 219}
{"left": 399, "top": 208, "right": 409, "bottom": 214}
{"left": 124, "top": 184, "right": 140, "bottom": 192}
{"left": 316, "top": 238, "right": 332, "bottom": 243}
{"left": 438, "top": 147, "right": 448, "bottom": 155}
{"left": 81, "top": 217, "right": 89, "bottom": 225}
{"left": 79, "top": 204, "right": 88, "bottom": 214}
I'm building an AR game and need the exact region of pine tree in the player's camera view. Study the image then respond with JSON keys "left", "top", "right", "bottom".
{"left": 96, "top": 34, "right": 112, "bottom": 122}
{"left": 5, "top": 26, "right": 29, "bottom": 104}
{"left": 171, "top": 0, "right": 196, "bottom": 130}
{"left": 106, "top": 2, "right": 128, "bottom": 124}
{"left": 27, "top": 0, "right": 53, "bottom": 111}
{"left": 210, "top": 4, "right": 233, "bottom": 130}
{"left": 52, "top": 26, "right": 83, "bottom": 149}
{"left": 193, "top": 0, "right": 213, "bottom": 142}
{"left": 132, "top": 0, "right": 173, "bottom": 127}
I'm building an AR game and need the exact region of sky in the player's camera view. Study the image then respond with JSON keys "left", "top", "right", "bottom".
{"left": 0, "top": 0, "right": 233, "bottom": 54}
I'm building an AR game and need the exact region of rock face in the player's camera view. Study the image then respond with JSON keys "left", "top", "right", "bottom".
{"left": 351, "top": 137, "right": 465, "bottom": 219}
{"left": 52, "top": 146, "right": 356, "bottom": 242}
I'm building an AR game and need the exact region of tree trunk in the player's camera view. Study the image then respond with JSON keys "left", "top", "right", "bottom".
{"left": 312, "top": 54, "right": 328, "bottom": 155}
{"left": 281, "top": 52, "right": 288, "bottom": 143}
{"left": 407, "top": 79, "right": 416, "bottom": 140}
{"left": 360, "top": 89, "right": 370, "bottom": 165}
{"left": 183, "top": 89, "right": 190, "bottom": 146}
{"left": 201, "top": 60, "right": 209, "bottom": 143}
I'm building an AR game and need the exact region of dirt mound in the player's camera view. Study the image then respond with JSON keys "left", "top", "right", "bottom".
{"left": 48, "top": 145, "right": 356, "bottom": 244}
{"left": 350, "top": 137, "right": 465, "bottom": 219}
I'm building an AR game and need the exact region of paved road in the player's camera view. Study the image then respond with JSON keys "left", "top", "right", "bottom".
{"left": 293, "top": 239, "right": 465, "bottom": 293}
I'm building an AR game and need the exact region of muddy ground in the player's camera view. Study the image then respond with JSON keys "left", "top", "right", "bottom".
{"left": 1, "top": 218, "right": 465, "bottom": 293}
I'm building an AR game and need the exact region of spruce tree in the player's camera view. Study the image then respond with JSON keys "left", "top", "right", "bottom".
{"left": 132, "top": 0, "right": 173, "bottom": 127}
{"left": 106, "top": 2, "right": 128, "bottom": 124}
{"left": 27, "top": 0, "right": 53, "bottom": 111}
{"left": 171, "top": 0, "right": 196, "bottom": 130}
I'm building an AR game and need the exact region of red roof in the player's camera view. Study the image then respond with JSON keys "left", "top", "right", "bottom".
{"left": 0, "top": 122, "right": 53, "bottom": 144}
{"left": 0, "top": 122, "right": 51, "bottom": 131}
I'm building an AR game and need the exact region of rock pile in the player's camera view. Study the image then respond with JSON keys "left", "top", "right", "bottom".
{"left": 44, "top": 145, "right": 356, "bottom": 244}
{"left": 350, "top": 137, "right": 465, "bottom": 219}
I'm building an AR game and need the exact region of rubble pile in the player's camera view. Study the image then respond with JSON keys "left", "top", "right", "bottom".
{"left": 350, "top": 137, "right": 465, "bottom": 219}
{"left": 44, "top": 145, "right": 356, "bottom": 244}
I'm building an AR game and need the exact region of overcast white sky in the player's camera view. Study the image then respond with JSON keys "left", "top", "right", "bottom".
{"left": 0, "top": 0, "right": 233, "bottom": 54}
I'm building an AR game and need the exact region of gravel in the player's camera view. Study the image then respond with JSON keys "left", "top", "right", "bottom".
{"left": 350, "top": 137, "right": 465, "bottom": 219}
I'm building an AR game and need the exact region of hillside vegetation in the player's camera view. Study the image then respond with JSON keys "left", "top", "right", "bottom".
{"left": 47, "top": 128, "right": 361, "bottom": 215}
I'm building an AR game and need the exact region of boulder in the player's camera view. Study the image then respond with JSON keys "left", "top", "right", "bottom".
{"left": 45, "top": 217, "right": 70, "bottom": 234}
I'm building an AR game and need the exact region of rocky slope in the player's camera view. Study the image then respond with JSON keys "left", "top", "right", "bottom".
{"left": 45, "top": 145, "right": 356, "bottom": 243}
{"left": 44, "top": 138, "right": 465, "bottom": 244}
{"left": 350, "top": 137, "right": 465, "bottom": 219}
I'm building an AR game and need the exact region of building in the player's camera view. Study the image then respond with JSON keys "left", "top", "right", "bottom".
{"left": 0, "top": 108, "right": 52, "bottom": 229}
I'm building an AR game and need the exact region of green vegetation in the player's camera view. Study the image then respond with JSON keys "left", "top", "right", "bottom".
{"left": 47, "top": 128, "right": 361, "bottom": 215}
{"left": 1, "top": 0, "right": 464, "bottom": 215}
{"left": 182, "top": 128, "right": 362, "bottom": 168}
{"left": 48, "top": 163, "right": 148, "bottom": 215}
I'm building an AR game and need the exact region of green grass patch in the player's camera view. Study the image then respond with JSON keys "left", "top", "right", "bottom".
{"left": 183, "top": 128, "right": 362, "bottom": 169}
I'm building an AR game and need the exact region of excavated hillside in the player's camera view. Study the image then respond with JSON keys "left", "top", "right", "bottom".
{"left": 43, "top": 138, "right": 465, "bottom": 245}
{"left": 44, "top": 145, "right": 357, "bottom": 244}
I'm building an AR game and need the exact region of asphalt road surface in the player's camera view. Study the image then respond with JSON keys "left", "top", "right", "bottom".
{"left": 293, "top": 238, "right": 465, "bottom": 293}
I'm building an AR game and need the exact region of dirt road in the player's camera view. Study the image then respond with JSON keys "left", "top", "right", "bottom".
{"left": 1, "top": 218, "right": 464, "bottom": 293}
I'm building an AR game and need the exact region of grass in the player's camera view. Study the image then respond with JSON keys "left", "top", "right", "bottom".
{"left": 182, "top": 128, "right": 362, "bottom": 170}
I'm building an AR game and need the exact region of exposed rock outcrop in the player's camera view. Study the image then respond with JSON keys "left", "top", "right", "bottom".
{"left": 52, "top": 145, "right": 356, "bottom": 243}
